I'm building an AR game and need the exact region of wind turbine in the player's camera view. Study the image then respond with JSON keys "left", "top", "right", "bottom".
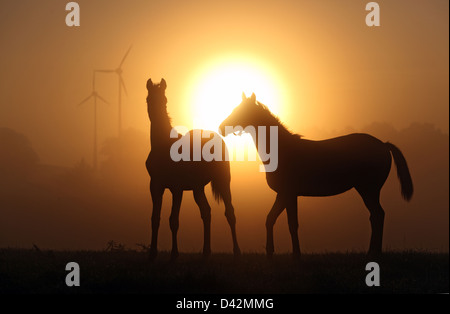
{"left": 77, "top": 71, "right": 109, "bottom": 170}
{"left": 96, "top": 45, "right": 132, "bottom": 135}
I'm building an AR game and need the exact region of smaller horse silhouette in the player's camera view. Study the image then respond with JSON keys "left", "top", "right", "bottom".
{"left": 220, "top": 93, "right": 413, "bottom": 258}
{"left": 146, "top": 78, "right": 240, "bottom": 260}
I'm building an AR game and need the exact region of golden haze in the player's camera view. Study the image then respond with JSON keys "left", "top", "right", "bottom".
{"left": 0, "top": 0, "right": 448, "bottom": 252}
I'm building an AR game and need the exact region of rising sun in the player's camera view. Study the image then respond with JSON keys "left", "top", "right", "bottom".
{"left": 187, "top": 56, "right": 284, "bottom": 133}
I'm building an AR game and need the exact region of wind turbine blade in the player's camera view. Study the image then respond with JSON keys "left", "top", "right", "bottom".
{"left": 96, "top": 69, "right": 115, "bottom": 73}
{"left": 96, "top": 94, "right": 110, "bottom": 105}
{"left": 119, "top": 75, "right": 128, "bottom": 96}
{"left": 118, "top": 45, "right": 132, "bottom": 68}
{"left": 77, "top": 94, "right": 93, "bottom": 107}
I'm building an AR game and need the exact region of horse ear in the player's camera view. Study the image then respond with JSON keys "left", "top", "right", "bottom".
{"left": 160, "top": 78, "right": 167, "bottom": 91}
{"left": 146, "top": 78, "right": 153, "bottom": 90}
{"left": 250, "top": 93, "right": 256, "bottom": 102}
{"left": 242, "top": 92, "right": 247, "bottom": 101}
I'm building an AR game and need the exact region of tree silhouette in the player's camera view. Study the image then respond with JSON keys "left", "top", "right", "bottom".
{"left": 0, "top": 127, "right": 39, "bottom": 181}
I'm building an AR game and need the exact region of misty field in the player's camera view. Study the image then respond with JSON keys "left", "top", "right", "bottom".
{"left": 0, "top": 249, "right": 447, "bottom": 294}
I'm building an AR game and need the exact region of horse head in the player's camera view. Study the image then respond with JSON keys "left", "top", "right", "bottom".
{"left": 146, "top": 78, "right": 168, "bottom": 119}
{"left": 219, "top": 92, "right": 258, "bottom": 136}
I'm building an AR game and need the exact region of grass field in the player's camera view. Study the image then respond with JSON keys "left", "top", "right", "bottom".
{"left": 0, "top": 249, "right": 447, "bottom": 294}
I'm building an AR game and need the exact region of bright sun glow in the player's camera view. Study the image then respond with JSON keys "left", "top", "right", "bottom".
{"left": 187, "top": 57, "right": 283, "bottom": 132}
{"left": 183, "top": 56, "right": 286, "bottom": 162}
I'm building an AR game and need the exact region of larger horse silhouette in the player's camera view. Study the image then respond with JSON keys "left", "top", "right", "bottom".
{"left": 220, "top": 93, "right": 413, "bottom": 258}
{"left": 145, "top": 78, "right": 240, "bottom": 260}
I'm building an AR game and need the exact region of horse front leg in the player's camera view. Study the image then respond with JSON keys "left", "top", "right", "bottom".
{"left": 149, "top": 181, "right": 164, "bottom": 261}
{"left": 169, "top": 189, "right": 183, "bottom": 260}
{"left": 193, "top": 187, "right": 212, "bottom": 257}
{"left": 265, "top": 194, "right": 285, "bottom": 258}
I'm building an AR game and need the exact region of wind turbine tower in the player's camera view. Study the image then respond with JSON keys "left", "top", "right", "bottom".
{"left": 77, "top": 71, "right": 109, "bottom": 170}
{"left": 96, "top": 45, "right": 132, "bottom": 135}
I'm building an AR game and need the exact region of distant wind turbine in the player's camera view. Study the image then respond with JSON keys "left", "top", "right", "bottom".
{"left": 96, "top": 45, "right": 132, "bottom": 135}
{"left": 77, "top": 71, "right": 109, "bottom": 170}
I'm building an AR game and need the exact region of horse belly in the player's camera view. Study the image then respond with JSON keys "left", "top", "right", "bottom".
{"left": 267, "top": 173, "right": 353, "bottom": 197}
{"left": 296, "top": 178, "right": 354, "bottom": 196}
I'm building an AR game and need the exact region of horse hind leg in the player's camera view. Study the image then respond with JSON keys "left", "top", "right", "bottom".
{"left": 193, "top": 187, "right": 212, "bottom": 257}
{"left": 286, "top": 196, "right": 301, "bottom": 259}
{"left": 169, "top": 189, "right": 183, "bottom": 260}
{"left": 149, "top": 181, "right": 164, "bottom": 261}
{"left": 357, "top": 188, "right": 385, "bottom": 257}
{"left": 220, "top": 184, "right": 241, "bottom": 256}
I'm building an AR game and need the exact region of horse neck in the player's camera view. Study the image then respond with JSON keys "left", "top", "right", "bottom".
{"left": 149, "top": 105, "right": 173, "bottom": 150}
{"left": 252, "top": 108, "right": 294, "bottom": 152}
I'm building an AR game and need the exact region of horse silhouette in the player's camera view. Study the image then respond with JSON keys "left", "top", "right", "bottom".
{"left": 145, "top": 78, "right": 240, "bottom": 260}
{"left": 220, "top": 93, "right": 413, "bottom": 258}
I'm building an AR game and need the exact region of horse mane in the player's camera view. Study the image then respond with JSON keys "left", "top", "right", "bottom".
{"left": 256, "top": 101, "right": 303, "bottom": 139}
{"left": 147, "top": 93, "right": 173, "bottom": 128}
{"left": 164, "top": 105, "right": 173, "bottom": 125}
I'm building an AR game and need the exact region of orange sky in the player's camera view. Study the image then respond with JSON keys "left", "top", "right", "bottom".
{"left": 0, "top": 1, "right": 448, "bottom": 252}
{"left": 0, "top": 0, "right": 448, "bottom": 166}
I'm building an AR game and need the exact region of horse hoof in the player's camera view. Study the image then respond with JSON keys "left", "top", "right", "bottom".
{"left": 170, "top": 251, "right": 179, "bottom": 261}
{"left": 149, "top": 250, "right": 157, "bottom": 261}
{"left": 234, "top": 248, "right": 241, "bottom": 257}
{"left": 367, "top": 250, "right": 382, "bottom": 259}
{"left": 202, "top": 250, "right": 211, "bottom": 260}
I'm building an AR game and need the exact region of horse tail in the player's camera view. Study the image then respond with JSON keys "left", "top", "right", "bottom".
{"left": 210, "top": 160, "right": 231, "bottom": 204}
{"left": 386, "top": 142, "right": 413, "bottom": 201}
